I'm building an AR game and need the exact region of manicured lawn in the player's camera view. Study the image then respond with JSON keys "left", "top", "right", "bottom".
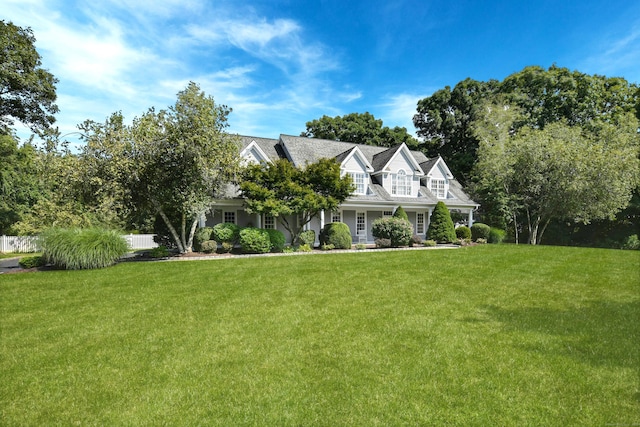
{"left": 1, "top": 245, "right": 638, "bottom": 425}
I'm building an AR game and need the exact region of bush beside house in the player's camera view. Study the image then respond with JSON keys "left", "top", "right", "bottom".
{"left": 427, "top": 202, "right": 456, "bottom": 243}
{"left": 371, "top": 217, "right": 413, "bottom": 247}
{"left": 319, "top": 222, "right": 352, "bottom": 249}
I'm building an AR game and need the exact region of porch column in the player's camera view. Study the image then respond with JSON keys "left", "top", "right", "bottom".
{"left": 467, "top": 209, "right": 474, "bottom": 228}
{"left": 256, "top": 213, "right": 261, "bottom": 228}
{"left": 320, "top": 210, "right": 325, "bottom": 230}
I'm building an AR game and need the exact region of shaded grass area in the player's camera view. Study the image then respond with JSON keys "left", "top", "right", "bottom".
{"left": 1, "top": 245, "right": 638, "bottom": 425}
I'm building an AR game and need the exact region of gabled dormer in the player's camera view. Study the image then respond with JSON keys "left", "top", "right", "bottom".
{"left": 421, "top": 156, "right": 454, "bottom": 199}
{"left": 336, "top": 146, "right": 374, "bottom": 196}
{"left": 371, "top": 143, "right": 424, "bottom": 197}
{"left": 240, "top": 140, "right": 271, "bottom": 165}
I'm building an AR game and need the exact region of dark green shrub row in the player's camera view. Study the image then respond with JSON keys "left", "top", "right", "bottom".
{"left": 41, "top": 228, "right": 129, "bottom": 270}
{"left": 319, "top": 222, "right": 352, "bottom": 249}
{"left": 239, "top": 228, "right": 271, "bottom": 254}
{"left": 371, "top": 217, "right": 413, "bottom": 247}
{"left": 265, "top": 229, "right": 286, "bottom": 252}
{"left": 201, "top": 240, "right": 218, "bottom": 253}
{"left": 488, "top": 227, "right": 506, "bottom": 244}
{"left": 149, "top": 246, "right": 170, "bottom": 258}
{"left": 194, "top": 227, "right": 214, "bottom": 252}
{"left": 297, "top": 230, "right": 316, "bottom": 247}
{"left": 213, "top": 223, "right": 240, "bottom": 244}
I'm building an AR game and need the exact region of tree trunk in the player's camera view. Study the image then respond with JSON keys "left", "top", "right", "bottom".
{"left": 185, "top": 215, "right": 199, "bottom": 253}
{"left": 153, "top": 200, "right": 185, "bottom": 253}
{"left": 512, "top": 212, "right": 519, "bottom": 244}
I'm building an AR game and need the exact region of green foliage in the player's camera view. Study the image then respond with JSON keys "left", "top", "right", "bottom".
{"left": 320, "top": 244, "right": 335, "bottom": 251}
{"left": 375, "top": 238, "right": 391, "bottom": 248}
{"left": 393, "top": 206, "right": 409, "bottom": 221}
{"left": 297, "top": 243, "right": 312, "bottom": 252}
{"left": 0, "top": 20, "right": 58, "bottom": 135}
{"left": 41, "top": 228, "right": 129, "bottom": 270}
{"left": 455, "top": 226, "right": 471, "bottom": 240}
{"left": 200, "top": 240, "right": 218, "bottom": 254}
{"left": 240, "top": 158, "right": 354, "bottom": 244}
{"left": 149, "top": 246, "right": 170, "bottom": 258}
{"left": 220, "top": 242, "right": 234, "bottom": 253}
{"left": 297, "top": 230, "right": 316, "bottom": 247}
{"left": 488, "top": 227, "right": 506, "bottom": 244}
{"left": 319, "top": 222, "right": 352, "bottom": 249}
{"left": 193, "top": 227, "right": 213, "bottom": 252}
{"left": 239, "top": 227, "right": 271, "bottom": 254}
{"left": 213, "top": 223, "right": 240, "bottom": 244}
{"left": 265, "top": 229, "right": 285, "bottom": 253}
{"left": 423, "top": 239, "right": 437, "bottom": 247}
{"left": 411, "top": 235, "right": 423, "bottom": 246}
{"left": 371, "top": 217, "right": 413, "bottom": 247}
{"left": 427, "top": 202, "right": 456, "bottom": 243}
{"left": 355, "top": 243, "right": 366, "bottom": 250}
{"left": 18, "top": 255, "right": 45, "bottom": 269}
{"left": 302, "top": 112, "right": 419, "bottom": 149}
{"left": 471, "top": 223, "right": 491, "bottom": 241}
{"left": 622, "top": 234, "right": 640, "bottom": 250}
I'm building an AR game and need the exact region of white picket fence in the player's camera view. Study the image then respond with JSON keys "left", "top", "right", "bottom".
{"left": 0, "top": 234, "right": 158, "bottom": 253}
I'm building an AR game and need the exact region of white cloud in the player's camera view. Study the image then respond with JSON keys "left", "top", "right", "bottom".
{"left": 377, "top": 93, "right": 426, "bottom": 135}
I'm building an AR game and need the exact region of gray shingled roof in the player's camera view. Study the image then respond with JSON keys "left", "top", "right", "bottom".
{"left": 239, "top": 135, "right": 281, "bottom": 162}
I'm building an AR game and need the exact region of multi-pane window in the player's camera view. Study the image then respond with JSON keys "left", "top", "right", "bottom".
{"left": 416, "top": 212, "right": 425, "bottom": 234}
{"left": 356, "top": 212, "right": 366, "bottom": 236}
{"left": 224, "top": 211, "right": 236, "bottom": 224}
{"left": 331, "top": 211, "right": 342, "bottom": 223}
{"left": 348, "top": 172, "right": 367, "bottom": 195}
{"left": 392, "top": 170, "right": 410, "bottom": 196}
{"left": 263, "top": 214, "right": 275, "bottom": 229}
{"left": 383, "top": 210, "right": 393, "bottom": 218}
{"left": 430, "top": 179, "right": 446, "bottom": 199}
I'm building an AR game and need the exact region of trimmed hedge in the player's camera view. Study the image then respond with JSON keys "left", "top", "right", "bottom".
{"left": 239, "top": 227, "right": 271, "bottom": 254}
{"left": 371, "top": 217, "right": 413, "bottom": 247}
{"left": 265, "top": 229, "right": 286, "bottom": 253}
{"left": 41, "top": 228, "right": 129, "bottom": 270}
{"left": 201, "top": 240, "right": 218, "bottom": 253}
{"left": 471, "top": 223, "right": 491, "bottom": 241}
{"left": 18, "top": 255, "right": 45, "bottom": 269}
{"left": 427, "top": 202, "right": 456, "bottom": 243}
{"left": 455, "top": 226, "right": 471, "bottom": 240}
{"left": 194, "top": 227, "right": 213, "bottom": 252}
{"left": 213, "top": 223, "right": 240, "bottom": 244}
{"left": 488, "top": 227, "right": 506, "bottom": 244}
{"left": 298, "top": 230, "right": 316, "bottom": 247}
{"left": 393, "top": 206, "right": 409, "bottom": 221}
{"left": 319, "top": 222, "right": 352, "bottom": 249}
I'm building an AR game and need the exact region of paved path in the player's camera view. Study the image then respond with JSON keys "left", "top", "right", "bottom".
{"left": 0, "top": 257, "right": 21, "bottom": 274}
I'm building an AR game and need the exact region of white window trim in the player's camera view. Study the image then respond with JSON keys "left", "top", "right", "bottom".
{"left": 263, "top": 214, "right": 276, "bottom": 229}
{"left": 430, "top": 178, "right": 446, "bottom": 199}
{"left": 331, "top": 210, "right": 342, "bottom": 223}
{"left": 416, "top": 212, "right": 425, "bottom": 235}
{"left": 346, "top": 171, "right": 368, "bottom": 195}
{"left": 223, "top": 210, "right": 237, "bottom": 224}
{"left": 391, "top": 169, "right": 411, "bottom": 196}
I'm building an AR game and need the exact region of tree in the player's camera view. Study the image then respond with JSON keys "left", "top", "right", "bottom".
{"left": 0, "top": 21, "right": 58, "bottom": 135}
{"left": 473, "top": 105, "right": 640, "bottom": 244}
{"left": 239, "top": 158, "right": 355, "bottom": 244}
{"left": 427, "top": 201, "right": 456, "bottom": 243}
{"left": 302, "top": 112, "right": 419, "bottom": 149}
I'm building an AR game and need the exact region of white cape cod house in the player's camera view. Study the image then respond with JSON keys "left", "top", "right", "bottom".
{"left": 205, "top": 134, "right": 479, "bottom": 245}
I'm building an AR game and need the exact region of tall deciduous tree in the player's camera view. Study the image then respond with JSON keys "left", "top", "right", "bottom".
{"left": 0, "top": 21, "right": 58, "bottom": 135}
{"left": 302, "top": 112, "right": 419, "bottom": 149}
{"left": 239, "top": 158, "right": 354, "bottom": 244}
{"left": 473, "top": 104, "right": 640, "bottom": 245}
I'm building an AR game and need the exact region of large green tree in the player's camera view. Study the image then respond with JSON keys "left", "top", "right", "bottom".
{"left": 239, "top": 158, "right": 354, "bottom": 244}
{"left": 302, "top": 112, "right": 419, "bottom": 149}
{"left": 414, "top": 66, "right": 639, "bottom": 183}
{"left": 472, "top": 103, "right": 640, "bottom": 245}
{"left": 0, "top": 21, "right": 58, "bottom": 135}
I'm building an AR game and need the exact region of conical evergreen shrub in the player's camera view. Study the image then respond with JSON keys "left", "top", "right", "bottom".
{"left": 393, "top": 205, "right": 409, "bottom": 221}
{"left": 427, "top": 201, "right": 456, "bottom": 243}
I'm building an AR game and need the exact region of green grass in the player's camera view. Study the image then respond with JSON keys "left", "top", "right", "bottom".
{"left": 1, "top": 245, "right": 638, "bottom": 425}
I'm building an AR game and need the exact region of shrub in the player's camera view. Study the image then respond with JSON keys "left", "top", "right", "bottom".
{"left": 283, "top": 245, "right": 295, "bottom": 253}
{"left": 488, "top": 227, "right": 506, "bottom": 244}
{"left": 193, "top": 227, "right": 213, "bottom": 252}
{"left": 319, "top": 222, "right": 352, "bottom": 249}
{"left": 427, "top": 202, "right": 456, "bottom": 243}
{"left": 220, "top": 242, "right": 234, "bottom": 253}
{"left": 393, "top": 206, "right": 409, "bottom": 221}
{"left": 375, "top": 238, "right": 392, "bottom": 248}
{"left": 213, "top": 223, "right": 240, "bottom": 244}
{"left": 265, "top": 229, "right": 286, "bottom": 252}
{"left": 200, "top": 240, "right": 218, "bottom": 253}
{"left": 622, "top": 234, "right": 640, "bottom": 250}
{"left": 471, "top": 223, "right": 491, "bottom": 241}
{"left": 149, "top": 246, "right": 170, "bottom": 258}
{"left": 298, "top": 243, "right": 312, "bottom": 252}
{"left": 298, "top": 230, "right": 316, "bottom": 247}
{"left": 355, "top": 243, "right": 366, "bottom": 250}
{"left": 371, "top": 217, "right": 413, "bottom": 247}
{"left": 19, "top": 255, "right": 45, "bottom": 269}
{"left": 423, "top": 239, "right": 437, "bottom": 247}
{"left": 455, "top": 226, "right": 471, "bottom": 240}
{"left": 476, "top": 238, "right": 488, "bottom": 244}
{"left": 41, "top": 228, "right": 129, "bottom": 270}
{"left": 320, "top": 243, "right": 335, "bottom": 251}
{"left": 239, "top": 227, "right": 271, "bottom": 254}
{"left": 411, "top": 235, "right": 423, "bottom": 246}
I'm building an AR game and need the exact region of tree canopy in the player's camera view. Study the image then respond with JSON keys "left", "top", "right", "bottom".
{"left": 0, "top": 21, "right": 58, "bottom": 136}
{"left": 239, "top": 158, "right": 354, "bottom": 244}
{"left": 302, "top": 112, "right": 419, "bottom": 149}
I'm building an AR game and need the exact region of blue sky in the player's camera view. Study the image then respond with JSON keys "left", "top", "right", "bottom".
{"left": 5, "top": 0, "right": 640, "bottom": 149}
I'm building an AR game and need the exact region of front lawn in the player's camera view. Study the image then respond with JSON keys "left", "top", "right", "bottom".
{"left": 1, "top": 245, "right": 638, "bottom": 425}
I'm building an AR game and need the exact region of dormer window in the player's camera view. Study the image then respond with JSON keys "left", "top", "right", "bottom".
{"left": 392, "top": 170, "right": 410, "bottom": 196}
{"left": 348, "top": 172, "right": 367, "bottom": 195}
{"left": 430, "top": 179, "right": 446, "bottom": 199}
